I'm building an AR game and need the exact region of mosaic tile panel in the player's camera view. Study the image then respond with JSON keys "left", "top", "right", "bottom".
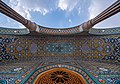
{"left": 25, "top": 64, "right": 98, "bottom": 84}
{"left": 0, "top": 35, "right": 119, "bottom": 63}
{"left": 45, "top": 43, "right": 74, "bottom": 54}
{"left": 37, "top": 25, "right": 82, "bottom": 35}
{"left": 77, "top": 60, "right": 120, "bottom": 84}
{"left": 0, "top": 60, "right": 42, "bottom": 84}
{"left": 0, "top": 28, "right": 29, "bottom": 35}
{"left": 89, "top": 27, "right": 120, "bottom": 35}
{"left": 0, "top": 34, "right": 120, "bottom": 84}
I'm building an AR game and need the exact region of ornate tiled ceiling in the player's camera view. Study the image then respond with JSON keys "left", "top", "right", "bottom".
{"left": 0, "top": 35, "right": 120, "bottom": 63}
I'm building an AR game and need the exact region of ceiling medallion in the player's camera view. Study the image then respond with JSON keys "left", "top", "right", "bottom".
{"left": 51, "top": 71, "right": 69, "bottom": 83}
{"left": 34, "top": 68, "right": 86, "bottom": 84}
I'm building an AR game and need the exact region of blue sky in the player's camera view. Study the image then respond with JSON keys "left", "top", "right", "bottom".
{"left": 0, "top": 0, "right": 120, "bottom": 29}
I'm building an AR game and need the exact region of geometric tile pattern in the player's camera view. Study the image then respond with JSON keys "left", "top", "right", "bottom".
{"left": 77, "top": 60, "right": 120, "bottom": 84}
{"left": 0, "top": 27, "right": 29, "bottom": 35}
{"left": 0, "top": 34, "right": 120, "bottom": 84}
{"left": 0, "top": 35, "right": 120, "bottom": 62}
{"left": 89, "top": 27, "right": 120, "bottom": 35}
{"left": 45, "top": 43, "right": 74, "bottom": 54}
{"left": 25, "top": 64, "right": 97, "bottom": 84}
{"left": 0, "top": 35, "right": 119, "bottom": 63}
{"left": 1, "top": 60, "right": 119, "bottom": 84}
{"left": 0, "top": 60, "right": 41, "bottom": 84}
{"left": 103, "top": 37, "right": 120, "bottom": 62}
{"left": 38, "top": 25, "right": 82, "bottom": 35}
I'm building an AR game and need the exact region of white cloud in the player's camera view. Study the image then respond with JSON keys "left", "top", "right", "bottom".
{"left": 0, "top": 13, "right": 24, "bottom": 28}
{"left": 89, "top": 0, "right": 120, "bottom": 28}
{"left": 88, "top": 0, "right": 115, "bottom": 19}
{"left": 2, "top": 0, "right": 119, "bottom": 28}
{"left": 9, "top": 0, "right": 82, "bottom": 17}
{"left": 95, "top": 13, "right": 120, "bottom": 28}
{"left": 58, "top": 0, "right": 81, "bottom": 12}
{"left": 88, "top": 1, "right": 102, "bottom": 19}
{"left": 8, "top": 0, "right": 85, "bottom": 28}
{"left": 7, "top": 0, "right": 59, "bottom": 27}
{"left": 69, "top": 19, "right": 72, "bottom": 23}
{"left": 2, "top": 0, "right": 84, "bottom": 28}
{"left": 9, "top": 0, "right": 31, "bottom": 20}
{"left": 9, "top": 0, "right": 59, "bottom": 19}
{"left": 58, "top": 0, "right": 68, "bottom": 11}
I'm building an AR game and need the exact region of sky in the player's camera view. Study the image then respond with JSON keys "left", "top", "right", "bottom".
{"left": 0, "top": 0, "right": 120, "bottom": 29}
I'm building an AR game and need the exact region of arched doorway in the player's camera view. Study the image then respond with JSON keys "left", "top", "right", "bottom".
{"left": 34, "top": 68, "right": 86, "bottom": 84}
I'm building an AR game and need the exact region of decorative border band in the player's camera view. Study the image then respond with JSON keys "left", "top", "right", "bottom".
{"left": 0, "top": 27, "right": 29, "bottom": 35}
{"left": 23, "top": 64, "right": 100, "bottom": 84}
{"left": 89, "top": 27, "right": 120, "bottom": 35}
